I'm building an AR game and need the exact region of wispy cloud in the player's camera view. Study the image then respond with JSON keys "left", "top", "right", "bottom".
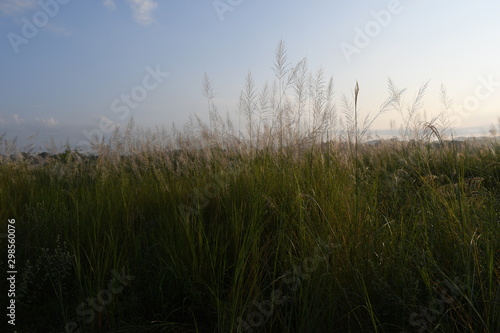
{"left": 102, "top": 0, "right": 116, "bottom": 11}
{"left": 37, "top": 117, "right": 58, "bottom": 127}
{"left": 13, "top": 114, "right": 24, "bottom": 124}
{"left": 45, "top": 23, "right": 71, "bottom": 36}
{"left": 0, "top": 0, "right": 37, "bottom": 16}
{"left": 127, "top": 0, "right": 158, "bottom": 26}
{"left": 103, "top": 0, "right": 158, "bottom": 26}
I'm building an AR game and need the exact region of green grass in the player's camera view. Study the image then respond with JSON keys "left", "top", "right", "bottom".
{"left": 1, "top": 138, "right": 499, "bottom": 332}
{"left": 1, "top": 42, "right": 499, "bottom": 332}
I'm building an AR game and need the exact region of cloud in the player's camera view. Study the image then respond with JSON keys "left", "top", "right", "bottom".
{"left": 37, "top": 117, "right": 58, "bottom": 127}
{"left": 0, "top": 0, "right": 37, "bottom": 16}
{"left": 13, "top": 114, "right": 24, "bottom": 124}
{"left": 127, "top": 0, "right": 158, "bottom": 26}
{"left": 104, "top": 0, "right": 158, "bottom": 26}
{"left": 45, "top": 23, "right": 71, "bottom": 36}
{"left": 103, "top": 0, "right": 116, "bottom": 11}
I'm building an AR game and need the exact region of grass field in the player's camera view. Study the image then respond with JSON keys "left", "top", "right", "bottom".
{"left": 1, "top": 46, "right": 499, "bottom": 332}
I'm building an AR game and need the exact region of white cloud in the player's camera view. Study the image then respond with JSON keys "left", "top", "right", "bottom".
{"left": 37, "top": 117, "right": 58, "bottom": 127}
{"left": 13, "top": 114, "right": 24, "bottom": 124}
{"left": 0, "top": 0, "right": 37, "bottom": 16}
{"left": 103, "top": 0, "right": 158, "bottom": 26}
{"left": 127, "top": 0, "right": 158, "bottom": 26}
{"left": 103, "top": 0, "right": 116, "bottom": 11}
{"left": 45, "top": 23, "right": 71, "bottom": 36}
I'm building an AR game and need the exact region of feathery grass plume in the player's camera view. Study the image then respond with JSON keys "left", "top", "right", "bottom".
{"left": 398, "top": 80, "right": 429, "bottom": 140}
{"left": 423, "top": 121, "right": 443, "bottom": 145}
{"left": 354, "top": 81, "right": 360, "bottom": 225}
{"left": 438, "top": 84, "right": 455, "bottom": 139}
{"left": 238, "top": 71, "right": 258, "bottom": 152}
{"left": 255, "top": 80, "right": 270, "bottom": 150}
{"left": 203, "top": 72, "right": 227, "bottom": 149}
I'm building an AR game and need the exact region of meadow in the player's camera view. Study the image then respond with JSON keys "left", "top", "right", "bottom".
{"left": 1, "top": 45, "right": 499, "bottom": 332}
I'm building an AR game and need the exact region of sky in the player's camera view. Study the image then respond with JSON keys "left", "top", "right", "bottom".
{"left": 1, "top": 0, "right": 499, "bottom": 151}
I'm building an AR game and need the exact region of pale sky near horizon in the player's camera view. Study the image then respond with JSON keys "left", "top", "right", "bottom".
{"left": 1, "top": 0, "right": 499, "bottom": 150}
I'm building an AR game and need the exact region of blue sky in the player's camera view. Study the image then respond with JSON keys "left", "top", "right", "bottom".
{"left": 1, "top": 0, "right": 499, "bottom": 150}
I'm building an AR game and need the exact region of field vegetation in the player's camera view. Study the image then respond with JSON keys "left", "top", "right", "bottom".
{"left": 1, "top": 42, "right": 499, "bottom": 332}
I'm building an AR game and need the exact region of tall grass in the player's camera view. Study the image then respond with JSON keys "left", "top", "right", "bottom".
{"left": 1, "top": 42, "right": 499, "bottom": 332}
